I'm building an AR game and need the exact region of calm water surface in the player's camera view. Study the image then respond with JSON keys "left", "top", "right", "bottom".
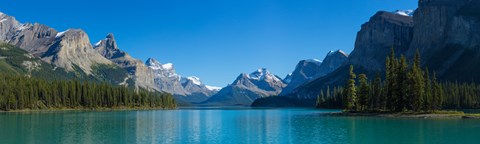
{"left": 1, "top": 108, "right": 479, "bottom": 144}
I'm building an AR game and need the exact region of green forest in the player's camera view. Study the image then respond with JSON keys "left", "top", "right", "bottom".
{"left": 317, "top": 48, "right": 480, "bottom": 113}
{"left": 0, "top": 74, "right": 176, "bottom": 111}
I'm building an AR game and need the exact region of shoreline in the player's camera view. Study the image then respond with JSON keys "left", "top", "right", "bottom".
{"left": 324, "top": 112, "right": 480, "bottom": 119}
{"left": 0, "top": 106, "right": 176, "bottom": 113}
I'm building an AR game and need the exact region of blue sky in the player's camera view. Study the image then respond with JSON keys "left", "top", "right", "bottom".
{"left": 1, "top": 0, "right": 417, "bottom": 87}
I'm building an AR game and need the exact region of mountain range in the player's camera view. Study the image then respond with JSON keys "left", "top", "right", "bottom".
{"left": 0, "top": 11, "right": 219, "bottom": 105}
{"left": 199, "top": 50, "right": 348, "bottom": 106}
{"left": 1, "top": 0, "right": 478, "bottom": 107}
{"left": 0, "top": 11, "right": 351, "bottom": 106}
{"left": 254, "top": 0, "right": 480, "bottom": 107}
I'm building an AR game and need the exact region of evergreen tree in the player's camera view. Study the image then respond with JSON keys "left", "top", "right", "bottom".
{"left": 357, "top": 74, "right": 369, "bottom": 111}
{"left": 345, "top": 65, "right": 357, "bottom": 111}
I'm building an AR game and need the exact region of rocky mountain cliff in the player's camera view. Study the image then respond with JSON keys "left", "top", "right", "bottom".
{"left": 348, "top": 11, "right": 414, "bottom": 71}
{"left": 42, "top": 29, "right": 114, "bottom": 74}
{"left": 200, "top": 68, "right": 286, "bottom": 106}
{"left": 410, "top": 0, "right": 480, "bottom": 81}
{"left": 280, "top": 50, "right": 348, "bottom": 95}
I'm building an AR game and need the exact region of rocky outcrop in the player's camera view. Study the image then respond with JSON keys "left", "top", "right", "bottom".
{"left": 201, "top": 68, "right": 286, "bottom": 106}
{"left": 94, "top": 33, "right": 156, "bottom": 89}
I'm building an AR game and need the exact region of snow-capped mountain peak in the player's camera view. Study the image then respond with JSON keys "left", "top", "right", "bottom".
{"left": 246, "top": 68, "right": 283, "bottom": 83}
{"left": 248, "top": 68, "right": 268, "bottom": 80}
{"left": 162, "top": 63, "right": 174, "bottom": 70}
{"left": 181, "top": 76, "right": 202, "bottom": 85}
{"left": 146, "top": 58, "right": 165, "bottom": 69}
{"left": 145, "top": 58, "right": 174, "bottom": 71}
{"left": 393, "top": 10, "right": 414, "bottom": 17}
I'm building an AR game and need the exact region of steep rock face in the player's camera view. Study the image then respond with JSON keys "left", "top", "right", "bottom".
{"left": 409, "top": 0, "right": 471, "bottom": 56}
{"left": 41, "top": 29, "right": 113, "bottom": 74}
{"left": 94, "top": 34, "right": 156, "bottom": 89}
{"left": 410, "top": 0, "right": 480, "bottom": 81}
{"left": 1, "top": 13, "right": 58, "bottom": 56}
{"left": 348, "top": 11, "right": 414, "bottom": 71}
{"left": 201, "top": 68, "right": 286, "bottom": 106}
{"left": 0, "top": 12, "right": 20, "bottom": 41}
{"left": 280, "top": 50, "right": 348, "bottom": 95}
{"left": 9, "top": 23, "right": 58, "bottom": 56}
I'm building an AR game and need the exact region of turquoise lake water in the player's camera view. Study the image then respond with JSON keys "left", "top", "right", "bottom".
{"left": 1, "top": 108, "right": 479, "bottom": 144}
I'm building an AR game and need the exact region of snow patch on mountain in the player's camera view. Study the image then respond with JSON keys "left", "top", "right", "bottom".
{"left": 162, "top": 63, "right": 173, "bottom": 70}
{"left": 247, "top": 68, "right": 282, "bottom": 82}
{"left": 393, "top": 10, "right": 414, "bottom": 17}
{"left": 182, "top": 76, "right": 202, "bottom": 85}
{"left": 55, "top": 30, "right": 68, "bottom": 38}
{"left": 94, "top": 40, "right": 102, "bottom": 47}
{"left": 305, "top": 59, "right": 322, "bottom": 65}
{"left": 205, "top": 85, "right": 222, "bottom": 91}
{"left": 16, "top": 24, "right": 30, "bottom": 31}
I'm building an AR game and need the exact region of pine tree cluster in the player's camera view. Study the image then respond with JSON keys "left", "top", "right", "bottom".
{"left": 317, "top": 48, "right": 480, "bottom": 112}
{"left": 0, "top": 74, "right": 176, "bottom": 111}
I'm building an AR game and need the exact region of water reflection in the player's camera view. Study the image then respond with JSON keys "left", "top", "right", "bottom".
{"left": 1, "top": 109, "right": 480, "bottom": 144}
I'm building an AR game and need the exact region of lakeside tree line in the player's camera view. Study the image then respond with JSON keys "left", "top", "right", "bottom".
{"left": 0, "top": 74, "right": 176, "bottom": 111}
{"left": 317, "top": 48, "right": 480, "bottom": 112}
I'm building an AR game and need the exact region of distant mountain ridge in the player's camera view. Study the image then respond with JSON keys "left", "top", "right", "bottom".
{"left": 146, "top": 58, "right": 219, "bottom": 104}
{"left": 201, "top": 49, "right": 348, "bottom": 106}
{"left": 200, "top": 68, "right": 286, "bottom": 106}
